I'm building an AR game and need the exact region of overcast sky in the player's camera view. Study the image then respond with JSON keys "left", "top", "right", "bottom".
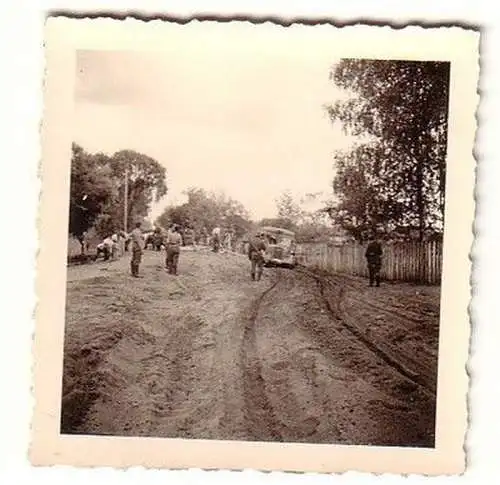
{"left": 74, "top": 26, "right": 358, "bottom": 221}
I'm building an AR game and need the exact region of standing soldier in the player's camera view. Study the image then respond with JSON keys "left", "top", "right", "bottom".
{"left": 82, "top": 230, "right": 90, "bottom": 255}
{"left": 248, "top": 231, "right": 267, "bottom": 281}
{"left": 183, "top": 226, "right": 194, "bottom": 247}
{"left": 152, "top": 227, "right": 163, "bottom": 251}
{"left": 130, "top": 221, "right": 144, "bottom": 278}
{"left": 111, "top": 233, "right": 120, "bottom": 260}
{"left": 201, "top": 226, "right": 209, "bottom": 246}
{"left": 211, "top": 226, "right": 221, "bottom": 252}
{"left": 365, "top": 233, "right": 383, "bottom": 287}
{"left": 224, "top": 230, "right": 232, "bottom": 252}
{"left": 165, "top": 224, "right": 183, "bottom": 275}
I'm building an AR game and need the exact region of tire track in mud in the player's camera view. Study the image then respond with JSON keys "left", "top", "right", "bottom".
{"left": 138, "top": 316, "right": 201, "bottom": 421}
{"left": 249, "top": 269, "right": 436, "bottom": 447}
{"left": 342, "top": 294, "right": 439, "bottom": 376}
{"left": 295, "top": 266, "right": 436, "bottom": 398}
{"left": 241, "top": 276, "right": 283, "bottom": 442}
{"left": 325, "top": 272, "right": 438, "bottom": 325}
{"left": 324, "top": 271, "right": 440, "bottom": 384}
{"left": 79, "top": 313, "right": 207, "bottom": 438}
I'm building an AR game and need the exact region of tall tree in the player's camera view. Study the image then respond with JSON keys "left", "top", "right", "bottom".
{"left": 328, "top": 143, "right": 410, "bottom": 241}
{"left": 275, "top": 190, "right": 304, "bottom": 225}
{"left": 68, "top": 144, "right": 114, "bottom": 253}
{"left": 327, "top": 59, "right": 450, "bottom": 241}
{"left": 84, "top": 149, "right": 167, "bottom": 236}
{"left": 106, "top": 149, "right": 168, "bottom": 232}
{"left": 68, "top": 145, "right": 167, "bottom": 241}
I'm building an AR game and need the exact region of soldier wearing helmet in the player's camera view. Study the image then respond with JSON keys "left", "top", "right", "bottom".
{"left": 130, "top": 221, "right": 144, "bottom": 277}
{"left": 165, "top": 224, "right": 183, "bottom": 275}
{"left": 248, "top": 231, "right": 267, "bottom": 281}
{"left": 365, "top": 231, "right": 383, "bottom": 287}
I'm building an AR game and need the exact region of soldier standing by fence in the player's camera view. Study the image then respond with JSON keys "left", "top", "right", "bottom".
{"left": 365, "top": 234, "right": 383, "bottom": 287}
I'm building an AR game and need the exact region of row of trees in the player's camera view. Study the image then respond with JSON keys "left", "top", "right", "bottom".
{"left": 69, "top": 143, "right": 337, "bottom": 253}
{"left": 154, "top": 189, "right": 342, "bottom": 245}
{"left": 69, "top": 61, "right": 449, "bottom": 250}
{"left": 71, "top": 60, "right": 450, "bottom": 249}
{"left": 326, "top": 59, "right": 450, "bottom": 242}
{"left": 69, "top": 143, "right": 167, "bottom": 253}
{"left": 155, "top": 187, "right": 254, "bottom": 241}
{"left": 260, "top": 191, "right": 344, "bottom": 243}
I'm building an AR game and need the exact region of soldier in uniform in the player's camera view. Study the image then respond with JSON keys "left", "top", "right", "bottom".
{"left": 201, "top": 226, "right": 209, "bottom": 246}
{"left": 365, "top": 234, "right": 383, "bottom": 287}
{"left": 130, "top": 221, "right": 144, "bottom": 278}
{"left": 165, "top": 224, "right": 183, "bottom": 275}
{"left": 211, "top": 226, "right": 221, "bottom": 252}
{"left": 248, "top": 232, "right": 267, "bottom": 281}
{"left": 223, "top": 230, "right": 233, "bottom": 252}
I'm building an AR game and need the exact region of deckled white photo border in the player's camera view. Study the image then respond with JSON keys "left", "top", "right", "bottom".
{"left": 30, "top": 17, "right": 479, "bottom": 475}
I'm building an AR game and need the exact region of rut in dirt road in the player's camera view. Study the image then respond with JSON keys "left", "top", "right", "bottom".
{"left": 241, "top": 277, "right": 283, "bottom": 442}
{"left": 296, "top": 267, "right": 437, "bottom": 399}
{"left": 253, "top": 267, "right": 437, "bottom": 447}
{"left": 62, "top": 251, "right": 439, "bottom": 446}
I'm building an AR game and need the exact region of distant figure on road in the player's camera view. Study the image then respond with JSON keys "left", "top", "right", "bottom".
{"left": 365, "top": 235, "right": 383, "bottom": 287}
{"left": 165, "top": 224, "right": 183, "bottom": 275}
{"left": 130, "top": 222, "right": 144, "bottom": 278}
{"left": 248, "top": 232, "right": 267, "bottom": 281}
{"left": 201, "top": 226, "right": 209, "bottom": 246}
{"left": 211, "top": 227, "right": 221, "bottom": 253}
{"left": 82, "top": 231, "right": 90, "bottom": 255}
{"left": 223, "top": 230, "right": 232, "bottom": 252}
{"left": 183, "top": 226, "right": 195, "bottom": 247}
{"left": 150, "top": 227, "right": 164, "bottom": 251}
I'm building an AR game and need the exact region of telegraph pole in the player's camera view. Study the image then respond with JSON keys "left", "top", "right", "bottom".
{"left": 124, "top": 166, "right": 129, "bottom": 233}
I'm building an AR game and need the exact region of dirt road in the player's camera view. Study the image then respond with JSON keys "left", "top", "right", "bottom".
{"left": 61, "top": 248, "right": 440, "bottom": 447}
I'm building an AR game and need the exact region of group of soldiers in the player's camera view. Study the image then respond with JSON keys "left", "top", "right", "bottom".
{"left": 126, "top": 223, "right": 268, "bottom": 282}
{"left": 93, "top": 222, "right": 184, "bottom": 278}
{"left": 244, "top": 231, "right": 384, "bottom": 286}
{"left": 129, "top": 222, "right": 183, "bottom": 278}
{"left": 145, "top": 225, "right": 236, "bottom": 254}
{"left": 208, "top": 227, "right": 236, "bottom": 253}
{"left": 94, "top": 223, "right": 384, "bottom": 286}
{"left": 97, "top": 222, "right": 239, "bottom": 279}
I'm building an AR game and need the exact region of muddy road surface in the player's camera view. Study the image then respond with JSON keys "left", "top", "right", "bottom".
{"left": 61, "top": 248, "right": 440, "bottom": 447}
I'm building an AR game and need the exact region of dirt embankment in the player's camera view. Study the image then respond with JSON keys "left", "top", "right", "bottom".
{"left": 61, "top": 249, "right": 440, "bottom": 447}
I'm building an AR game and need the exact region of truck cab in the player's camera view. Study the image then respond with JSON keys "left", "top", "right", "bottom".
{"left": 259, "top": 226, "right": 297, "bottom": 268}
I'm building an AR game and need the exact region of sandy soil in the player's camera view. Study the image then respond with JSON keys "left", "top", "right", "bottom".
{"left": 61, "top": 248, "right": 440, "bottom": 447}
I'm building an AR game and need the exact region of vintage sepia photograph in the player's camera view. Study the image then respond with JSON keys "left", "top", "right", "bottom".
{"left": 32, "top": 19, "right": 479, "bottom": 474}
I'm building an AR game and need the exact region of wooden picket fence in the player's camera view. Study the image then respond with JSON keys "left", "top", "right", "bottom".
{"left": 295, "top": 240, "right": 442, "bottom": 285}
